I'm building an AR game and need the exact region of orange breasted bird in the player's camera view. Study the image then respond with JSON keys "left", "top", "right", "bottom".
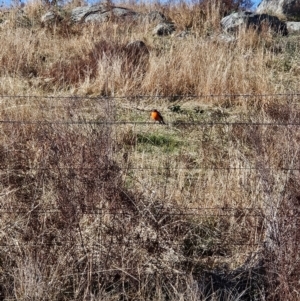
{"left": 150, "top": 109, "right": 166, "bottom": 125}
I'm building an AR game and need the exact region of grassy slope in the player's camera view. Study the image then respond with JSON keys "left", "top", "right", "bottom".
{"left": 0, "top": 1, "right": 299, "bottom": 300}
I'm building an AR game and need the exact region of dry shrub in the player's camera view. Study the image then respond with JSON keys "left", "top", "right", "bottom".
{"left": 44, "top": 39, "right": 149, "bottom": 89}
{"left": 263, "top": 178, "right": 300, "bottom": 301}
{"left": 264, "top": 101, "right": 300, "bottom": 122}
{"left": 258, "top": 101, "right": 300, "bottom": 301}
{"left": 0, "top": 100, "right": 123, "bottom": 299}
{"left": 230, "top": 101, "right": 300, "bottom": 300}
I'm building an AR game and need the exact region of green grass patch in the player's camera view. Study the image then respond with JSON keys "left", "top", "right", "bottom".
{"left": 137, "top": 132, "right": 182, "bottom": 152}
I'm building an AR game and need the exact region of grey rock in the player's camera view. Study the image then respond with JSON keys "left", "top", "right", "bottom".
{"left": 153, "top": 22, "right": 175, "bottom": 36}
{"left": 40, "top": 4, "right": 173, "bottom": 32}
{"left": 221, "top": 11, "right": 288, "bottom": 35}
{"left": 71, "top": 4, "right": 105, "bottom": 22}
{"left": 71, "top": 4, "right": 138, "bottom": 23}
{"left": 41, "top": 11, "right": 56, "bottom": 23}
{"left": 256, "top": 0, "right": 300, "bottom": 20}
{"left": 286, "top": 21, "right": 300, "bottom": 31}
{"left": 56, "top": 4, "right": 172, "bottom": 27}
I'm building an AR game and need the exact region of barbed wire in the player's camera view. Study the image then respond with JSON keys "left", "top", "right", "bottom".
{"left": 0, "top": 93, "right": 298, "bottom": 255}
{"left": 0, "top": 166, "right": 298, "bottom": 171}
{"left": 0, "top": 209, "right": 266, "bottom": 216}
{"left": 0, "top": 210, "right": 297, "bottom": 217}
{"left": 0, "top": 206, "right": 264, "bottom": 211}
{"left": 0, "top": 92, "right": 300, "bottom": 100}
{"left": 0, "top": 120, "right": 300, "bottom": 126}
{"left": 0, "top": 241, "right": 264, "bottom": 247}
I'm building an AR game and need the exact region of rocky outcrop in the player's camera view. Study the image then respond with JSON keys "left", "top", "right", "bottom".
{"left": 221, "top": 11, "right": 288, "bottom": 35}
{"left": 69, "top": 4, "right": 169, "bottom": 24}
{"left": 41, "top": 4, "right": 173, "bottom": 36}
{"left": 41, "top": 11, "right": 63, "bottom": 24}
{"left": 41, "top": 3, "right": 168, "bottom": 28}
{"left": 71, "top": 4, "right": 139, "bottom": 23}
{"left": 256, "top": 0, "right": 300, "bottom": 20}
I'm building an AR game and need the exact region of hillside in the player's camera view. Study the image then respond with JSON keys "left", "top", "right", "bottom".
{"left": 0, "top": 1, "right": 299, "bottom": 300}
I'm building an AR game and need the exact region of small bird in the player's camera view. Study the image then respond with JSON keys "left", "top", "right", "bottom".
{"left": 150, "top": 109, "right": 166, "bottom": 125}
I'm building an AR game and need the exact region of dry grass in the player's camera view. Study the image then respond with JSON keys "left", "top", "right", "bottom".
{"left": 0, "top": 1, "right": 299, "bottom": 97}
{"left": 0, "top": 1, "right": 299, "bottom": 300}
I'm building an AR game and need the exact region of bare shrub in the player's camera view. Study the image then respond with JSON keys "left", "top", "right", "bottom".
{"left": 262, "top": 177, "right": 300, "bottom": 301}
{"left": 0, "top": 105, "right": 131, "bottom": 299}
{"left": 44, "top": 39, "right": 149, "bottom": 89}
{"left": 230, "top": 102, "right": 300, "bottom": 301}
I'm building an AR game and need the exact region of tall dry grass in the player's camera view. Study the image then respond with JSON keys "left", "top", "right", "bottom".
{"left": 0, "top": 0, "right": 298, "bottom": 97}
{"left": 0, "top": 1, "right": 299, "bottom": 300}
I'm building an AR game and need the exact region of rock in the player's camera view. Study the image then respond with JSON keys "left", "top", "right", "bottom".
{"left": 71, "top": 4, "right": 138, "bottom": 23}
{"left": 41, "top": 11, "right": 62, "bottom": 24}
{"left": 153, "top": 22, "right": 175, "bottom": 36}
{"left": 41, "top": 11, "right": 55, "bottom": 23}
{"left": 256, "top": 0, "right": 300, "bottom": 20}
{"left": 221, "top": 11, "right": 288, "bottom": 35}
{"left": 286, "top": 21, "right": 300, "bottom": 31}
{"left": 39, "top": 4, "right": 172, "bottom": 28}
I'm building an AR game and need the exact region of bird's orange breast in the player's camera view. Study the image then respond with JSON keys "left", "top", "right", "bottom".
{"left": 151, "top": 111, "right": 159, "bottom": 120}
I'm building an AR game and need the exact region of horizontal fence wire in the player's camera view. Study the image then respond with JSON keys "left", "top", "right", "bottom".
{"left": 0, "top": 120, "right": 300, "bottom": 125}
{"left": 3, "top": 165, "right": 300, "bottom": 170}
{"left": 0, "top": 242, "right": 264, "bottom": 247}
{"left": 1, "top": 92, "right": 300, "bottom": 99}
{"left": 0, "top": 93, "right": 299, "bottom": 252}
{"left": 0, "top": 166, "right": 299, "bottom": 170}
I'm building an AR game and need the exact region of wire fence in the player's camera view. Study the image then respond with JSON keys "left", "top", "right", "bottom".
{"left": 0, "top": 94, "right": 299, "bottom": 301}
{"left": 0, "top": 93, "right": 299, "bottom": 252}
{"left": 1, "top": 92, "right": 300, "bottom": 99}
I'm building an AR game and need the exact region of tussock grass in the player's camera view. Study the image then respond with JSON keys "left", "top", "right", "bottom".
{"left": 0, "top": 0, "right": 299, "bottom": 97}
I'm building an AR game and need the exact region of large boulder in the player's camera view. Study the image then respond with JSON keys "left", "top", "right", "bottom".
{"left": 71, "top": 4, "right": 139, "bottom": 23}
{"left": 256, "top": 0, "right": 300, "bottom": 20}
{"left": 221, "top": 11, "right": 288, "bottom": 35}
{"left": 70, "top": 4, "right": 168, "bottom": 24}
{"left": 42, "top": 4, "right": 173, "bottom": 36}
